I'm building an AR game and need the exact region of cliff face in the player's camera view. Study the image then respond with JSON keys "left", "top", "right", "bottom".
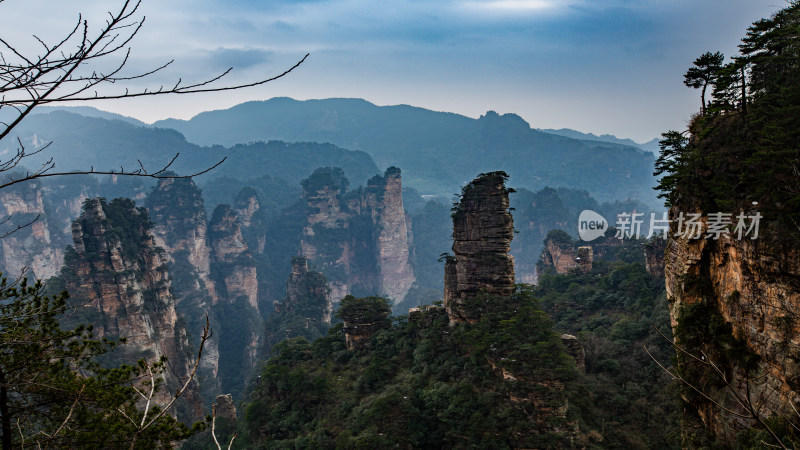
{"left": 234, "top": 187, "right": 267, "bottom": 254}
{"left": 208, "top": 204, "right": 262, "bottom": 397}
{"left": 644, "top": 238, "right": 667, "bottom": 277}
{"left": 147, "top": 177, "right": 217, "bottom": 302}
{"left": 0, "top": 180, "right": 63, "bottom": 281}
{"left": 539, "top": 231, "right": 577, "bottom": 275}
{"left": 210, "top": 204, "right": 259, "bottom": 311}
{"left": 264, "top": 257, "right": 332, "bottom": 356}
{"left": 281, "top": 256, "right": 332, "bottom": 324}
{"left": 62, "top": 198, "right": 202, "bottom": 422}
{"left": 444, "top": 172, "right": 515, "bottom": 323}
{"left": 666, "top": 210, "right": 800, "bottom": 444}
{"left": 145, "top": 177, "right": 220, "bottom": 389}
{"left": 299, "top": 167, "right": 415, "bottom": 304}
{"left": 372, "top": 168, "right": 415, "bottom": 301}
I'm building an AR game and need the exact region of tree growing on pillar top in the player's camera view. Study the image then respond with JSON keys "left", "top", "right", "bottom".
{"left": 683, "top": 51, "right": 725, "bottom": 115}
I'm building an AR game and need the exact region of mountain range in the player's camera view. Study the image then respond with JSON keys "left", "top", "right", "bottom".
{"left": 152, "top": 97, "right": 659, "bottom": 205}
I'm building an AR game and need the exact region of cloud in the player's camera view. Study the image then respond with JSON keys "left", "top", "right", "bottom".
{"left": 0, "top": 0, "right": 784, "bottom": 141}
{"left": 206, "top": 47, "right": 274, "bottom": 70}
{"left": 459, "top": 0, "right": 573, "bottom": 13}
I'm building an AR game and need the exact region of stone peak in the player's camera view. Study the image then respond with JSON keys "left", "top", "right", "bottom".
{"left": 444, "top": 172, "right": 515, "bottom": 323}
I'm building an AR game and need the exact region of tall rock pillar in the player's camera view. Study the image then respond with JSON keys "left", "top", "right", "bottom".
{"left": 444, "top": 172, "right": 515, "bottom": 323}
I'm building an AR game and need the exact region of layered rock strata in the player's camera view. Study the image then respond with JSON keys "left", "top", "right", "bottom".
{"left": 540, "top": 230, "right": 578, "bottom": 275}
{"left": 299, "top": 167, "right": 415, "bottom": 304}
{"left": 0, "top": 180, "right": 62, "bottom": 280}
{"left": 666, "top": 210, "right": 800, "bottom": 445}
{"left": 444, "top": 172, "right": 515, "bottom": 323}
{"left": 280, "top": 256, "right": 332, "bottom": 324}
{"left": 339, "top": 295, "right": 391, "bottom": 350}
{"left": 62, "top": 198, "right": 202, "bottom": 422}
{"left": 210, "top": 205, "right": 259, "bottom": 311}
{"left": 234, "top": 187, "right": 267, "bottom": 254}
{"left": 644, "top": 238, "right": 666, "bottom": 276}
{"left": 146, "top": 177, "right": 221, "bottom": 388}
{"left": 147, "top": 177, "right": 217, "bottom": 302}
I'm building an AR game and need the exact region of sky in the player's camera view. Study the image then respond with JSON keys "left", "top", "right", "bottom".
{"left": 0, "top": 0, "right": 786, "bottom": 142}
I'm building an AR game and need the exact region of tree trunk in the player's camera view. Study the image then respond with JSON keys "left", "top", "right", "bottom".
{"left": 740, "top": 65, "right": 747, "bottom": 116}
{"left": 701, "top": 83, "right": 707, "bottom": 115}
{"left": 0, "top": 368, "right": 11, "bottom": 450}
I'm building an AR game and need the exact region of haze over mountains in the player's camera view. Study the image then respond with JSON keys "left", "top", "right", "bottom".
{"left": 3, "top": 98, "right": 662, "bottom": 210}
{"left": 152, "top": 97, "right": 658, "bottom": 205}
{"left": 537, "top": 128, "right": 660, "bottom": 154}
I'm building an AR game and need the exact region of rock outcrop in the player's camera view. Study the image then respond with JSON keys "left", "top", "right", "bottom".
{"left": 210, "top": 204, "right": 259, "bottom": 311}
{"left": 280, "top": 256, "right": 332, "bottom": 323}
{"left": 145, "top": 177, "right": 221, "bottom": 391}
{"left": 373, "top": 168, "right": 415, "bottom": 301}
{"left": 666, "top": 210, "right": 800, "bottom": 445}
{"left": 147, "top": 177, "right": 217, "bottom": 302}
{"left": 339, "top": 295, "right": 391, "bottom": 350}
{"left": 264, "top": 257, "right": 333, "bottom": 356}
{"left": 61, "top": 198, "right": 202, "bottom": 422}
{"left": 644, "top": 238, "right": 666, "bottom": 276}
{"left": 207, "top": 204, "right": 262, "bottom": 398}
{"left": 299, "top": 167, "right": 415, "bottom": 304}
{"left": 0, "top": 180, "right": 62, "bottom": 280}
{"left": 444, "top": 172, "right": 515, "bottom": 323}
{"left": 234, "top": 187, "right": 267, "bottom": 254}
{"left": 540, "top": 230, "right": 578, "bottom": 275}
{"left": 214, "top": 394, "right": 237, "bottom": 422}
{"left": 561, "top": 334, "right": 586, "bottom": 373}
{"left": 575, "top": 246, "right": 593, "bottom": 273}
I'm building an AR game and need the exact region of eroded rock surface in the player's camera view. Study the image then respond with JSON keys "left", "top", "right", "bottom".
{"left": 666, "top": 210, "right": 800, "bottom": 445}
{"left": 62, "top": 198, "right": 202, "bottom": 422}
{"left": 444, "top": 172, "right": 515, "bottom": 323}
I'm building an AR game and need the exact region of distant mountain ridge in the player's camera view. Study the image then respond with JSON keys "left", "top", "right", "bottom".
{"left": 8, "top": 110, "right": 380, "bottom": 189}
{"left": 153, "top": 97, "right": 659, "bottom": 205}
{"left": 6, "top": 99, "right": 660, "bottom": 206}
{"left": 537, "top": 128, "right": 660, "bottom": 154}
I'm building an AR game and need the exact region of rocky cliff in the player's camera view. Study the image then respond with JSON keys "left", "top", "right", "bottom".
{"left": 145, "top": 177, "right": 221, "bottom": 393}
{"left": 299, "top": 167, "right": 415, "bottom": 304}
{"left": 234, "top": 187, "right": 267, "bottom": 254}
{"left": 339, "top": 295, "right": 391, "bottom": 350}
{"left": 147, "top": 177, "right": 217, "bottom": 302}
{"left": 207, "top": 204, "right": 262, "bottom": 397}
{"left": 0, "top": 179, "right": 62, "bottom": 281}
{"left": 539, "top": 230, "right": 578, "bottom": 275}
{"left": 210, "top": 204, "right": 259, "bottom": 311}
{"left": 575, "top": 246, "right": 593, "bottom": 273}
{"left": 59, "top": 198, "right": 202, "bottom": 422}
{"left": 264, "top": 256, "right": 333, "bottom": 356}
{"left": 666, "top": 211, "right": 800, "bottom": 445}
{"left": 444, "top": 171, "right": 515, "bottom": 323}
{"left": 644, "top": 238, "right": 666, "bottom": 277}
{"left": 371, "top": 168, "right": 415, "bottom": 301}
{"left": 280, "top": 256, "right": 332, "bottom": 324}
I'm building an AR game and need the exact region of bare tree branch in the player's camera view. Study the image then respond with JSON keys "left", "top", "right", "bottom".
{"left": 0, "top": 0, "right": 308, "bottom": 239}
{"left": 647, "top": 325, "right": 790, "bottom": 449}
{"left": 211, "top": 402, "right": 238, "bottom": 450}
{"left": 127, "top": 314, "right": 212, "bottom": 450}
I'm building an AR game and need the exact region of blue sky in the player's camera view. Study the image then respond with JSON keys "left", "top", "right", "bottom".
{"left": 0, "top": 0, "right": 784, "bottom": 142}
